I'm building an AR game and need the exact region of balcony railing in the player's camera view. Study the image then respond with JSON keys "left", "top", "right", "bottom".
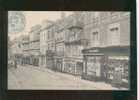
{"left": 67, "top": 20, "right": 84, "bottom": 29}
{"left": 46, "top": 50, "right": 55, "bottom": 57}
{"left": 65, "top": 38, "right": 88, "bottom": 46}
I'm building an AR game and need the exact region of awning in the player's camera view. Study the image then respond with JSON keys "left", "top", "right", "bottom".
{"left": 108, "top": 56, "right": 129, "bottom": 60}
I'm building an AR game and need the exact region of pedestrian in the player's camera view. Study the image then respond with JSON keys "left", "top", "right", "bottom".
{"left": 14, "top": 60, "right": 17, "bottom": 69}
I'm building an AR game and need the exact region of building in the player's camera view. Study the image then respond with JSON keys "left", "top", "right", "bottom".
{"left": 62, "top": 12, "right": 86, "bottom": 75}
{"left": 10, "top": 36, "right": 23, "bottom": 65}
{"left": 45, "top": 21, "right": 56, "bottom": 69}
{"left": 22, "top": 35, "right": 30, "bottom": 65}
{"left": 29, "top": 24, "right": 41, "bottom": 66}
{"left": 53, "top": 20, "right": 64, "bottom": 72}
{"left": 82, "top": 12, "right": 130, "bottom": 88}
{"left": 44, "top": 12, "right": 86, "bottom": 75}
{"left": 8, "top": 36, "right": 13, "bottom": 60}
{"left": 45, "top": 12, "right": 85, "bottom": 74}
{"left": 40, "top": 20, "right": 53, "bottom": 68}
{"left": 43, "top": 12, "right": 130, "bottom": 87}
{"left": 45, "top": 12, "right": 86, "bottom": 75}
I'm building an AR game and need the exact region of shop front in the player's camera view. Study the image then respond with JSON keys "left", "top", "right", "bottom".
{"left": 106, "top": 56, "right": 129, "bottom": 88}
{"left": 82, "top": 46, "right": 130, "bottom": 88}
{"left": 33, "top": 56, "right": 39, "bottom": 66}
{"left": 63, "top": 58, "right": 83, "bottom": 75}
{"left": 55, "top": 57, "right": 63, "bottom": 72}
{"left": 40, "top": 55, "right": 46, "bottom": 67}
{"left": 29, "top": 55, "right": 39, "bottom": 66}
{"left": 22, "top": 54, "right": 30, "bottom": 65}
{"left": 102, "top": 46, "right": 129, "bottom": 88}
{"left": 46, "top": 50, "right": 55, "bottom": 70}
{"left": 76, "top": 62, "right": 83, "bottom": 75}
{"left": 82, "top": 49, "right": 104, "bottom": 81}
{"left": 14, "top": 54, "right": 23, "bottom": 65}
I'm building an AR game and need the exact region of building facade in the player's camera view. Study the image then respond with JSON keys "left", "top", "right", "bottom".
{"left": 63, "top": 13, "right": 85, "bottom": 75}
{"left": 22, "top": 35, "right": 30, "bottom": 65}
{"left": 82, "top": 12, "right": 130, "bottom": 88}
{"left": 10, "top": 36, "right": 23, "bottom": 65}
{"left": 29, "top": 25, "right": 41, "bottom": 66}
{"left": 54, "top": 20, "right": 64, "bottom": 72}
{"left": 44, "top": 12, "right": 85, "bottom": 75}
{"left": 39, "top": 12, "right": 130, "bottom": 87}
{"left": 45, "top": 21, "right": 56, "bottom": 69}
{"left": 8, "top": 36, "right": 13, "bottom": 61}
{"left": 40, "top": 22, "right": 47, "bottom": 67}
{"left": 40, "top": 20, "right": 55, "bottom": 68}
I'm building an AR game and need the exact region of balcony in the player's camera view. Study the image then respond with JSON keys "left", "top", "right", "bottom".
{"left": 46, "top": 50, "right": 55, "bottom": 57}
{"left": 67, "top": 20, "right": 84, "bottom": 29}
{"left": 65, "top": 39, "right": 88, "bottom": 46}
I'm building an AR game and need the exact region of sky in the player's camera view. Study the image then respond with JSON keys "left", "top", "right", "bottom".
{"left": 9, "top": 11, "right": 73, "bottom": 40}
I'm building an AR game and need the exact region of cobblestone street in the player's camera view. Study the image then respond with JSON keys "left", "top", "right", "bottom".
{"left": 8, "top": 65, "right": 127, "bottom": 90}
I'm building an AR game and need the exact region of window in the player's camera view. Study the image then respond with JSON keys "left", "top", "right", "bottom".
{"left": 108, "top": 23, "right": 120, "bottom": 45}
{"left": 48, "top": 44, "right": 50, "bottom": 50}
{"left": 51, "top": 32, "right": 54, "bottom": 39}
{"left": 56, "top": 44, "right": 64, "bottom": 56}
{"left": 47, "top": 31, "right": 50, "bottom": 39}
{"left": 91, "top": 30, "right": 99, "bottom": 47}
{"left": 110, "top": 27, "right": 118, "bottom": 31}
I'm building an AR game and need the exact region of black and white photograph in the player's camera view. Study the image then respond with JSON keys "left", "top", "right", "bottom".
{"left": 8, "top": 11, "right": 130, "bottom": 90}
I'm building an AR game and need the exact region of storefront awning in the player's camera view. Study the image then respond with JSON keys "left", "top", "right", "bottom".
{"left": 83, "top": 53, "right": 104, "bottom": 56}
{"left": 82, "top": 46, "right": 130, "bottom": 56}
{"left": 108, "top": 56, "right": 129, "bottom": 60}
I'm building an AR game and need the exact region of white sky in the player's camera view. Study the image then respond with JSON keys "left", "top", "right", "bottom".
{"left": 9, "top": 11, "right": 73, "bottom": 40}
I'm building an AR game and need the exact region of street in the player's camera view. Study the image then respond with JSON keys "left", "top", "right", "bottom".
{"left": 8, "top": 65, "right": 126, "bottom": 90}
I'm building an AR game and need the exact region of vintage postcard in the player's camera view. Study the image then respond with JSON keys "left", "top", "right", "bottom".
{"left": 8, "top": 11, "right": 130, "bottom": 90}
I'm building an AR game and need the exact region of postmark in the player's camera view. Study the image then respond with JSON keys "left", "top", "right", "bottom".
{"left": 8, "top": 11, "right": 26, "bottom": 34}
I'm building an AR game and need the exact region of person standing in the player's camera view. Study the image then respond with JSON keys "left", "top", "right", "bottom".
{"left": 14, "top": 60, "right": 17, "bottom": 69}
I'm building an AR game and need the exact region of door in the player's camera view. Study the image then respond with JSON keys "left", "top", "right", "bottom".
{"left": 76, "top": 62, "right": 83, "bottom": 75}
{"left": 86, "top": 56, "right": 102, "bottom": 77}
{"left": 56, "top": 59, "right": 62, "bottom": 72}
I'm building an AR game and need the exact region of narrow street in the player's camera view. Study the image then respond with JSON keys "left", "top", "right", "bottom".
{"left": 8, "top": 65, "right": 124, "bottom": 90}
